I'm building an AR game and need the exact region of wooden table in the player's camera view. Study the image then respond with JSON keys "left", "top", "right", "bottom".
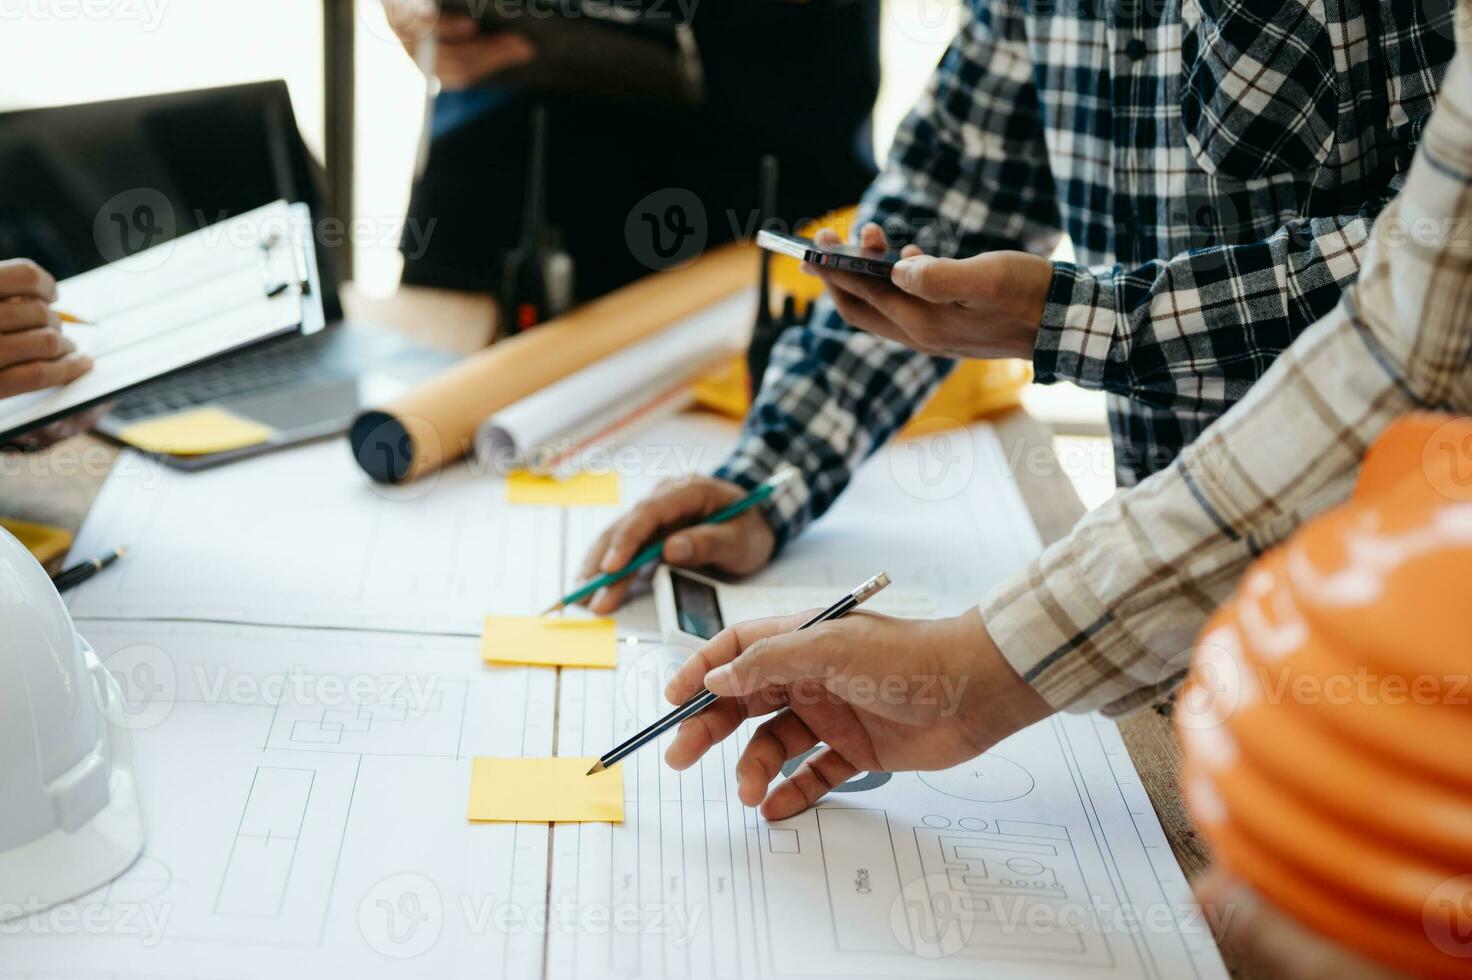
{"left": 0, "top": 284, "right": 1238, "bottom": 975}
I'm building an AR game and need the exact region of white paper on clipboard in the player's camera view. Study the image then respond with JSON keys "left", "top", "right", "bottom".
{"left": 0, "top": 199, "right": 309, "bottom": 439}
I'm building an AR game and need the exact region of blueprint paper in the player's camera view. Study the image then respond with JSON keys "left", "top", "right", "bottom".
{"left": 549, "top": 645, "right": 1228, "bottom": 980}
{"left": 1, "top": 621, "right": 555, "bottom": 980}
{"left": 14, "top": 412, "right": 1232, "bottom": 979}
{"left": 562, "top": 414, "right": 1045, "bottom": 638}
{"left": 66, "top": 441, "right": 563, "bottom": 635}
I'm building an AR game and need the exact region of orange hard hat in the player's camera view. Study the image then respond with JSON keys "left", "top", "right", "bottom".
{"left": 1178, "top": 413, "right": 1472, "bottom": 978}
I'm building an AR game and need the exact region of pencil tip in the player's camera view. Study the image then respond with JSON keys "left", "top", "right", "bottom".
{"left": 585, "top": 761, "right": 605, "bottom": 776}
{"left": 116, "top": 546, "right": 128, "bottom": 558}
{"left": 538, "top": 602, "right": 564, "bottom": 617}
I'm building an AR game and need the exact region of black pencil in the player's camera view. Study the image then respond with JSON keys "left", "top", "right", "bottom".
{"left": 52, "top": 547, "right": 127, "bottom": 592}
{"left": 586, "top": 572, "right": 892, "bottom": 775}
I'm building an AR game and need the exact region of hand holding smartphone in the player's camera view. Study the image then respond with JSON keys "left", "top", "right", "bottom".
{"left": 756, "top": 229, "right": 900, "bottom": 279}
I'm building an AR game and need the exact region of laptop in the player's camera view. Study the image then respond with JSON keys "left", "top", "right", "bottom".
{"left": 0, "top": 81, "right": 456, "bottom": 469}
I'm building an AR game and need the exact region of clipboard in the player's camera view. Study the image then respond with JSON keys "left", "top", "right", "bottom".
{"left": 438, "top": 0, "right": 705, "bottom": 103}
{"left": 0, "top": 200, "right": 311, "bottom": 442}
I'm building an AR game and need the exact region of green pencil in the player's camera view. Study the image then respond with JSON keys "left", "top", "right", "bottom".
{"left": 539, "top": 468, "right": 799, "bottom": 615}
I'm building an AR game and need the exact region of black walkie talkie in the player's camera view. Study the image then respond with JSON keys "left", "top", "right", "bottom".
{"left": 747, "top": 155, "right": 782, "bottom": 397}
{"left": 500, "top": 104, "right": 574, "bottom": 334}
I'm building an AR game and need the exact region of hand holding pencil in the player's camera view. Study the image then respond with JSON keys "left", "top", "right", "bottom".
{"left": 570, "top": 471, "right": 787, "bottom": 614}
{"left": 659, "top": 605, "right": 1055, "bottom": 819}
{"left": 0, "top": 259, "right": 94, "bottom": 403}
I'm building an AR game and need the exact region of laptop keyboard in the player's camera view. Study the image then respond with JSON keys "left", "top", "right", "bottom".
{"left": 110, "top": 334, "right": 339, "bottom": 422}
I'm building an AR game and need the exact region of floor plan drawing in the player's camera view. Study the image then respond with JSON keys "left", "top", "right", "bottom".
{"left": 64, "top": 443, "right": 563, "bottom": 635}
{"left": 548, "top": 644, "right": 1229, "bottom": 980}
{"left": 2, "top": 621, "right": 556, "bottom": 980}
{"left": 7, "top": 416, "right": 1232, "bottom": 979}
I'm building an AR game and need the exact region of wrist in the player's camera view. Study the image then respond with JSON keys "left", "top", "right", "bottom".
{"left": 986, "top": 253, "right": 1052, "bottom": 360}
{"left": 951, "top": 608, "right": 1054, "bottom": 748}
{"left": 1013, "top": 255, "right": 1053, "bottom": 358}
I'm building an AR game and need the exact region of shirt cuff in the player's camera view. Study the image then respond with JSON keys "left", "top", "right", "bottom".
{"left": 1032, "top": 262, "right": 1130, "bottom": 391}
{"left": 713, "top": 438, "right": 812, "bottom": 554}
{"left": 978, "top": 551, "right": 1162, "bottom": 716}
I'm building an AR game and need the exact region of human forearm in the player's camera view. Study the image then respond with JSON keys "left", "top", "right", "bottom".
{"left": 1034, "top": 202, "right": 1397, "bottom": 414}
{"left": 985, "top": 50, "right": 1472, "bottom": 712}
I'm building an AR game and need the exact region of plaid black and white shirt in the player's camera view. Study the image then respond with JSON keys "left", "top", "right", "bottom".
{"left": 716, "top": 0, "right": 1455, "bottom": 549}
{"left": 985, "top": 34, "right": 1472, "bottom": 713}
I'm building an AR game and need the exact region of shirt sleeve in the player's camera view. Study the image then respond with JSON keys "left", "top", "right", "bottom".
{"left": 1034, "top": 0, "right": 1452, "bottom": 417}
{"left": 983, "top": 50, "right": 1472, "bottom": 715}
{"left": 716, "top": 0, "right": 1063, "bottom": 547}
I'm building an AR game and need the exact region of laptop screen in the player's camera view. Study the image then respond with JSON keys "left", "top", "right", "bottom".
{"left": 0, "top": 80, "right": 343, "bottom": 321}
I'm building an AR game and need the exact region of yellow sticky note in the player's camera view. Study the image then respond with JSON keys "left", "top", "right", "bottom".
{"left": 482, "top": 615, "right": 618, "bottom": 668}
{"left": 118, "top": 407, "right": 275, "bottom": 456}
{"left": 0, "top": 517, "right": 73, "bottom": 565}
{"left": 505, "top": 469, "right": 620, "bottom": 506}
{"left": 468, "top": 757, "right": 623, "bottom": 823}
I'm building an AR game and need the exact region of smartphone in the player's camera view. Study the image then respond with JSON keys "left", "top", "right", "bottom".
{"left": 652, "top": 566, "right": 729, "bottom": 647}
{"left": 652, "top": 566, "right": 936, "bottom": 648}
{"left": 756, "top": 230, "right": 900, "bottom": 279}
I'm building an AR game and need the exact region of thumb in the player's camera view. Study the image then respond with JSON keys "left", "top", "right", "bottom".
{"left": 890, "top": 254, "right": 971, "bottom": 302}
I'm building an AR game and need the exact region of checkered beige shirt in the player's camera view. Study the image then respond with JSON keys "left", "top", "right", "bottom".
{"left": 983, "top": 37, "right": 1472, "bottom": 715}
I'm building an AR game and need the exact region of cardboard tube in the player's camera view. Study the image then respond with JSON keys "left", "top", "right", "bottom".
{"left": 350, "top": 245, "right": 756, "bottom": 483}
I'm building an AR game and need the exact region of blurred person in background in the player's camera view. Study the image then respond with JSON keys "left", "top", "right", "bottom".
{"left": 0, "top": 258, "right": 99, "bottom": 450}
{"left": 385, "top": 0, "right": 881, "bottom": 302}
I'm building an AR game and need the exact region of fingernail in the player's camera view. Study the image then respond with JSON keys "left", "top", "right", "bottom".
{"left": 591, "top": 588, "right": 610, "bottom": 609}
{"left": 666, "top": 537, "right": 692, "bottom": 563}
{"left": 704, "top": 665, "right": 731, "bottom": 690}
{"left": 891, "top": 258, "right": 916, "bottom": 287}
{"left": 600, "top": 547, "right": 620, "bottom": 572}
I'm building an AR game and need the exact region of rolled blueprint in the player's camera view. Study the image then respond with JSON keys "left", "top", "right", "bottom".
{"left": 474, "top": 291, "right": 751, "bottom": 475}
{"left": 350, "top": 245, "right": 755, "bottom": 484}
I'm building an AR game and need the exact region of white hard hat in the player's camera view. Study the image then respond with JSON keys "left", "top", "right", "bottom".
{"left": 0, "top": 527, "right": 145, "bottom": 922}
